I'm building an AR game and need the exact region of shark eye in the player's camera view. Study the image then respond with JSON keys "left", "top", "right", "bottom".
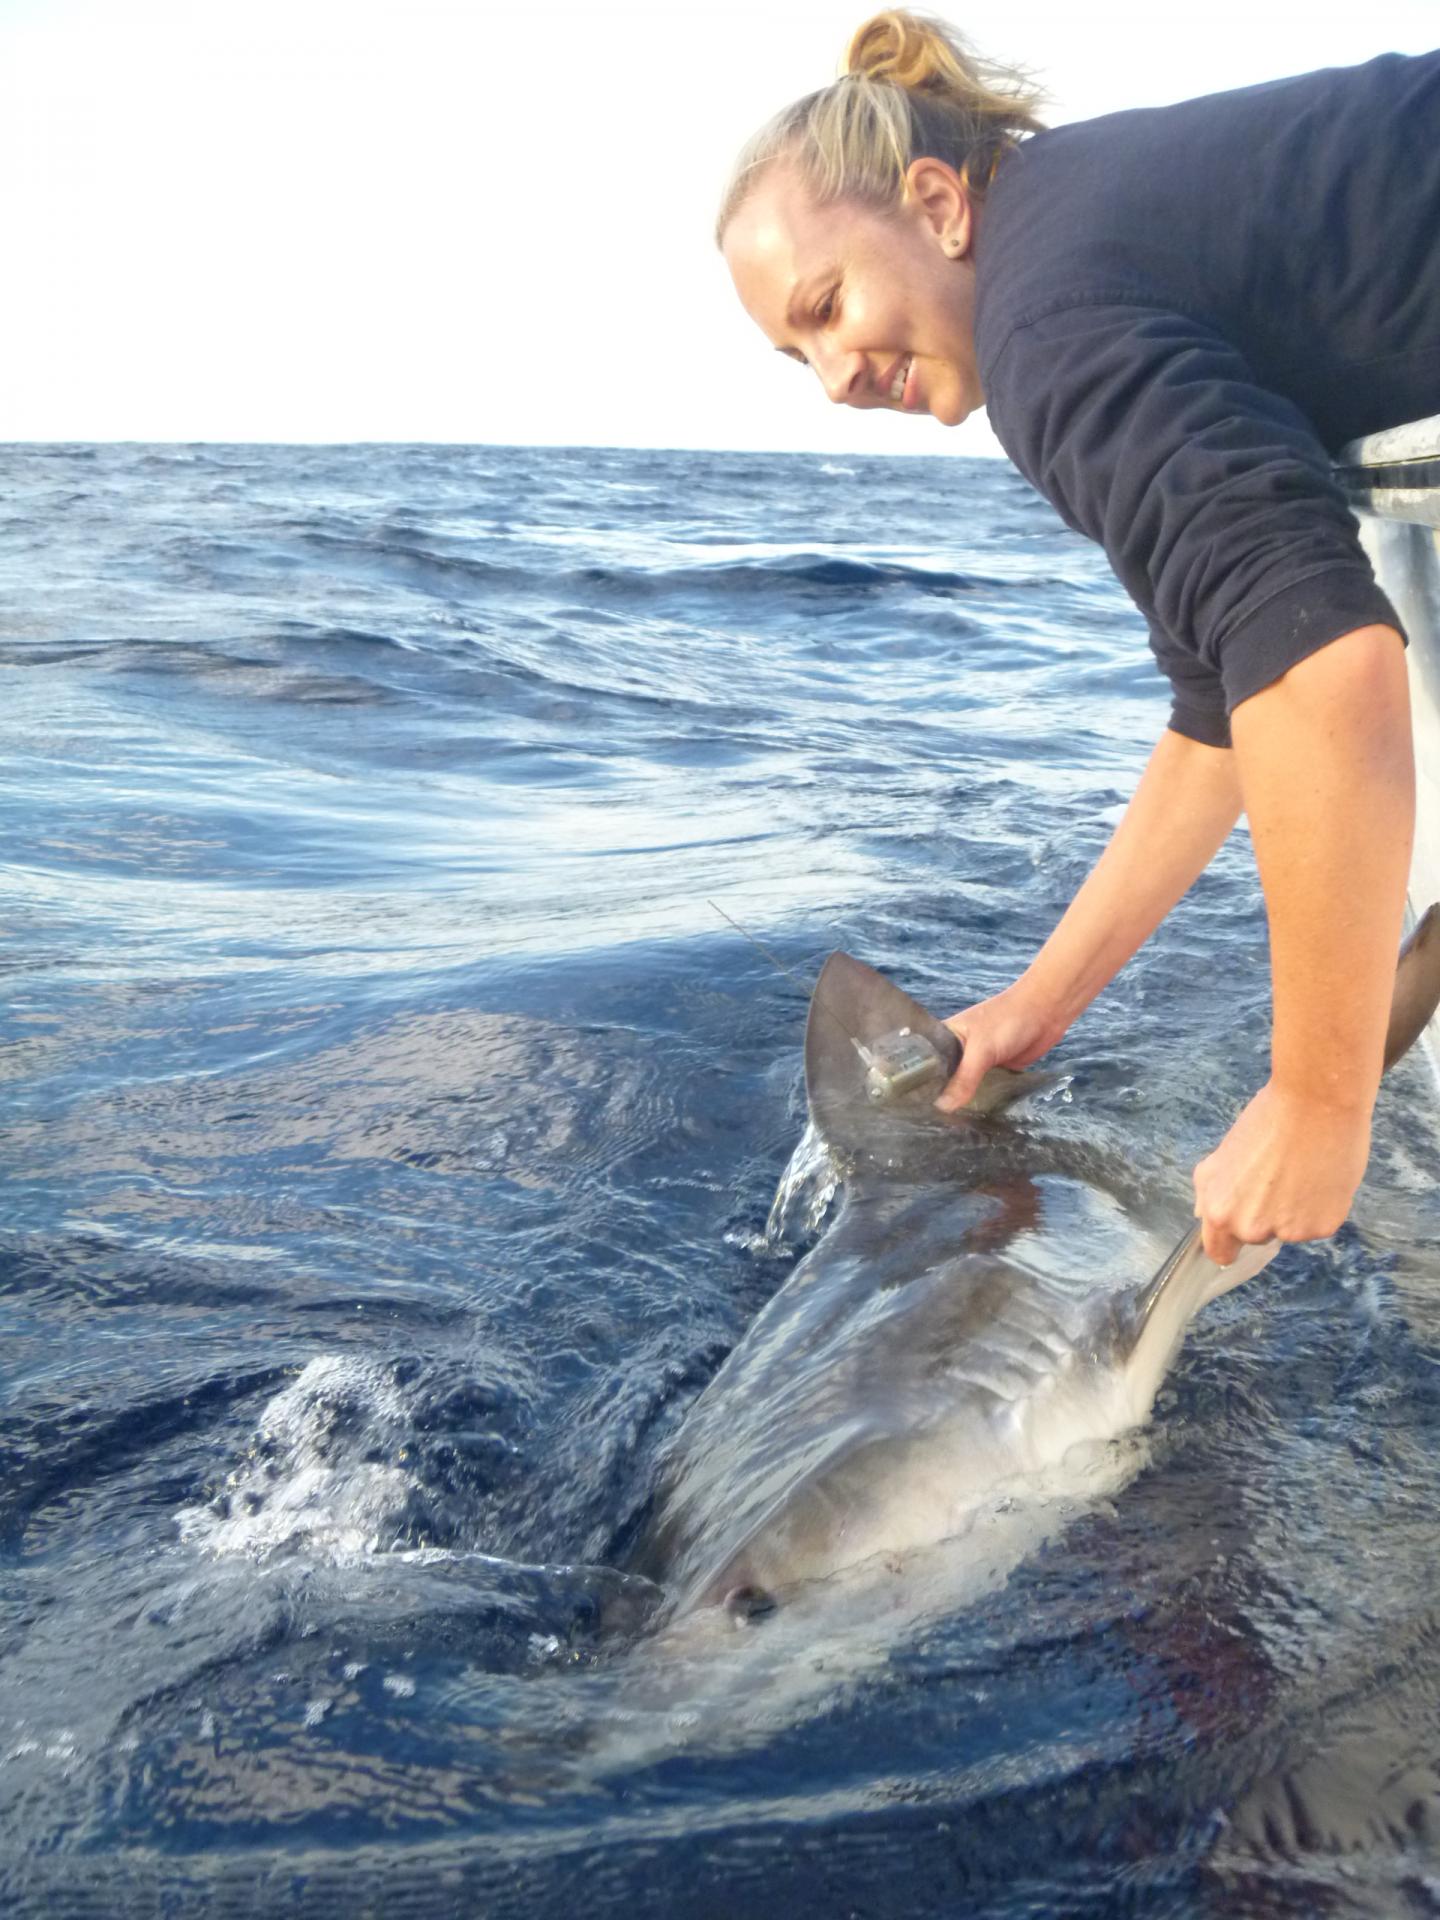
{"left": 723, "top": 1584, "right": 776, "bottom": 1625}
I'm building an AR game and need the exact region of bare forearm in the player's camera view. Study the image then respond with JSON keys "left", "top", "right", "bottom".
{"left": 1023, "top": 726, "right": 1243, "bottom": 1035}
{"left": 1231, "top": 624, "right": 1413, "bottom": 1113}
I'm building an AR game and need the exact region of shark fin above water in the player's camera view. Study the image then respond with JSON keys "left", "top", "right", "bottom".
{"left": 803, "top": 949, "right": 1057, "bottom": 1164}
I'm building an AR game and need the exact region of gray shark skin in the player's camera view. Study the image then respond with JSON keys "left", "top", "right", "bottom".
{"left": 629, "top": 907, "right": 1440, "bottom": 1635}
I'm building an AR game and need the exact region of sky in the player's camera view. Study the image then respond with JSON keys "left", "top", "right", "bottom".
{"left": 2, "top": 0, "right": 1437, "bottom": 452}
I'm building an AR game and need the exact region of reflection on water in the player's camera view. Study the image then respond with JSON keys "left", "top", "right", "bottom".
{"left": 2, "top": 443, "right": 1440, "bottom": 1916}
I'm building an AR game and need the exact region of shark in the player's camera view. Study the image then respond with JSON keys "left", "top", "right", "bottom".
{"left": 627, "top": 909, "right": 1440, "bottom": 1640}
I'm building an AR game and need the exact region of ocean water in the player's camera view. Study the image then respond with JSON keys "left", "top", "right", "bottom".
{"left": 3, "top": 441, "right": 1440, "bottom": 1917}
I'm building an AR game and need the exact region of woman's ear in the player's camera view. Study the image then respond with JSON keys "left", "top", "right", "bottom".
{"left": 904, "top": 157, "right": 974, "bottom": 260}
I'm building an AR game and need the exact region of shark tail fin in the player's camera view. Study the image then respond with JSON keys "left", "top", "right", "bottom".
{"left": 1132, "top": 902, "right": 1440, "bottom": 1357}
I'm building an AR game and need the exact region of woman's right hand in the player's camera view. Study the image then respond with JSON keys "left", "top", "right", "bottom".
{"left": 934, "top": 979, "right": 1064, "bottom": 1112}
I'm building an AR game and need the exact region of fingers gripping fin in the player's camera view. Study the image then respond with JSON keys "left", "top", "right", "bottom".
{"left": 803, "top": 951, "right": 1056, "bottom": 1157}
{"left": 1139, "top": 903, "right": 1440, "bottom": 1342}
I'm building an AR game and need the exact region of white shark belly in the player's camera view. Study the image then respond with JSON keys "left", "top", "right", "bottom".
{"left": 641, "top": 1176, "right": 1179, "bottom": 1613}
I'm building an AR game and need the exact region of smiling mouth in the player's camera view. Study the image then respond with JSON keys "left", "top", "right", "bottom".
{"left": 889, "top": 356, "right": 913, "bottom": 404}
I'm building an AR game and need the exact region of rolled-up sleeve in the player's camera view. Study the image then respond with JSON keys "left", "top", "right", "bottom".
{"left": 1150, "top": 620, "right": 1232, "bottom": 746}
{"left": 982, "top": 299, "right": 1404, "bottom": 730}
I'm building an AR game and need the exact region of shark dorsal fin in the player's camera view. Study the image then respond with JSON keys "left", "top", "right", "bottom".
{"left": 803, "top": 951, "right": 1054, "bottom": 1160}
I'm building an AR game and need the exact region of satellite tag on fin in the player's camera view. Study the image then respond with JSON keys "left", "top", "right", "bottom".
{"left": 803, "top": 951, "right": 1057, "bottom": 1159}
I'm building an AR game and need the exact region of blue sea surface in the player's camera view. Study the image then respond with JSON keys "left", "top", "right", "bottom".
{"left": 2, "top": 442, "right": 1439, "bottom": 1916}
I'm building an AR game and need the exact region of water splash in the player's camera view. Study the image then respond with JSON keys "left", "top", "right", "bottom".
{"left": 762, "top": 1120, "right": 839, "bottom": 1252}
{"left": 177, "top": 1355, "right": 419, "bottom": 1563}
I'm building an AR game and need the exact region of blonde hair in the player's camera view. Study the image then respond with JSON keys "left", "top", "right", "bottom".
{"left": 715, "top": 11, "right": 1045, "bottom": 245}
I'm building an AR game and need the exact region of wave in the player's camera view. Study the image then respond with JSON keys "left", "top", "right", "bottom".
{"left": 579, "top": 552, "right": 1002, "bottom": 598}
{"left": 280, "top": 529, "right": 1011, "bottom": 607}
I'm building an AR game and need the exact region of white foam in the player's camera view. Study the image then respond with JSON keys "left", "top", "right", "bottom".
{"left": 177, "top": 1354, "right": 419, "bottom": 1564}
{"left": 762, "top": 1121, "right": 839, "bottom": 1251}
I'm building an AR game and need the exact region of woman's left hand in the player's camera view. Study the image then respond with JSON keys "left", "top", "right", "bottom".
{"left": 1191, "top": 1078, "right": 1373, "bottom": 1266}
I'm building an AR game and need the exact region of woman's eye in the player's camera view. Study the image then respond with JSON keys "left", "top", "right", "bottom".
{"left": 815, "top": 290, "right": 837, "bottom": 323}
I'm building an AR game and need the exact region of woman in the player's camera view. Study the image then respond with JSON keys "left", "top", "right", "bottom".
{"left": 718, "top": 11, "right": 1438, "bottom": 1267}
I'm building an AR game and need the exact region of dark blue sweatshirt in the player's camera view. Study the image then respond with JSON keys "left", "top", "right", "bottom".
{"left": 974, "top": 51, "right": 1440, "bottom": 746}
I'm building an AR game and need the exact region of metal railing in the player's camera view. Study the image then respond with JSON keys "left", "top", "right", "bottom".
{"left": 1338, "top": 412, "right": 1440, "bottom": 529}
{"left": 1340, "top": 413, "right": 1440, "bottom": 1070}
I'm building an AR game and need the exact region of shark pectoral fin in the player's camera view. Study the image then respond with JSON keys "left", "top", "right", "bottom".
{"left": 1117, "top": 1227, "right": 1280, "bottom": 1423}
{"left": 1383, "top": 903, "right": 1440, "bottom": 1071}
{"left": 1128, "top": 1224, "right": 1281, "bottom": 1364}
{"left": 1189, "top": 1228, "right": 1283, "bottom": 1309}
{"left": 1132, "top": 905, "right": 1440, "bottom": 1354}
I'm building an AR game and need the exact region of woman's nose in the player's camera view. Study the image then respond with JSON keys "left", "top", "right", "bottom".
{"left": 812, "top": 345, "right": 865, "bottom": 406}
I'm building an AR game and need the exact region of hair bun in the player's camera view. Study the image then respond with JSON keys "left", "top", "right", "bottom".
{"left": 843, "top": 9, "right": 978, "bottom": 97}
{"left": 715, "top": 8, "right": 1043, "bottom": 246}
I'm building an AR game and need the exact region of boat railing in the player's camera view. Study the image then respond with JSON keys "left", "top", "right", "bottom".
{"left": 1338, "top": 413, "right": 1440, "bottom": 530}
{"left": 1339, "top": 413, "right": 1440, "bottom": 1072}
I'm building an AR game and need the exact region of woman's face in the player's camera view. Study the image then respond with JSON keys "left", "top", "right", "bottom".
{"left": 722, "top": 159, "right": 982, "bottom": 428}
